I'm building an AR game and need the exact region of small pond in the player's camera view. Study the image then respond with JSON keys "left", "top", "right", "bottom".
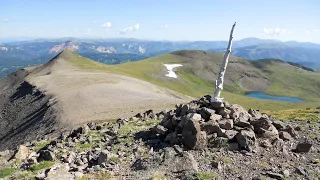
{"left": 245, "top": 91, "right": 304, "bottom": 102}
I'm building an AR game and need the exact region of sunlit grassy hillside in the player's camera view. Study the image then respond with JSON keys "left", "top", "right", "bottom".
{"left": 60, "top": 49, "right": 320, "bottom": 111}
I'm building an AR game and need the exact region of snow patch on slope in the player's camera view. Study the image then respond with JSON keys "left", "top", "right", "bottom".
{"left": 163, "top": 64, "right": 183, "bottom": 78}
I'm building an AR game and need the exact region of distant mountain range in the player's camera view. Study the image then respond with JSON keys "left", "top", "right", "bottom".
{"left": 0, "top": 37, "right": 319, "bottom": 77}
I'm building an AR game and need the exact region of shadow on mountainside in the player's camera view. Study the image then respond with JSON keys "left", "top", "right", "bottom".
{"left": 0, "top": 70, "right": 61, "bottom": 151}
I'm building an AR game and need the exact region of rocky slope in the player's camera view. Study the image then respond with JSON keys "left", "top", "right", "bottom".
{"left": 0, "top": 95, "right": 318, "bottom": 180}
{"left": 0, "top": 50, "right": 187, "bottom": 151}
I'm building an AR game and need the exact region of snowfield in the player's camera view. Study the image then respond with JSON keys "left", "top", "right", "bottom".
{"left": 163, "top": 64, "right": 183, "bottom": 78}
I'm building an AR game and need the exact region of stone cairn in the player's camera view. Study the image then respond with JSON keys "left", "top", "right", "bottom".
{"left": 149, "top": 94, "right": 300, "bottom": 152}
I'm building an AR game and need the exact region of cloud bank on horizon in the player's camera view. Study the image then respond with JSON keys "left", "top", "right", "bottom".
{"left": 0, "top": 0, "right": 319, "bottom": 43}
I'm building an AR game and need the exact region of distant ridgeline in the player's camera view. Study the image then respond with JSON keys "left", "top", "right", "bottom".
{"left": 1, "top": 37, "right": 320, "bottom": 78}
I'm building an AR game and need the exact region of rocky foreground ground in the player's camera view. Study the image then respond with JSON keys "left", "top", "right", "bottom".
{"left": 0, "top": 95, "right": 319, "bottom": 180}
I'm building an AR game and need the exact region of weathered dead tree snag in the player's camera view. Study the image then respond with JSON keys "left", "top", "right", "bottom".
{"left": 211, "top": 22, "right": 236, "bottom": 102}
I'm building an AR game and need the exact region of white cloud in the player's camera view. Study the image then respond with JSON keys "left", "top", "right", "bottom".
{"left": 102, "top": 22, "right": 112, "bottom": 28}
{"left": 1, "top": 18, "right": 9, "bottom": 23}
{"left": 119, "top": 23, "right": 140, "bottom": 34}
{"left": 263, "top": 28, "right": 288, "bottom": 36}
{"left": 134, "top": 23, "right": 140, "bottom": 30}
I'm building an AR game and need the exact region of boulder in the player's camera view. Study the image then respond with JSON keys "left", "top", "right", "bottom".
{"left": 198, "top": 107, "right": 215, "bottom": 121}
{"left": 168, "top": 152, "right": 199, "bottom": 172}
{"left": 13, "top": 145, "right": 29, "bottom": 160}
{"left": 236, "top": 130, "right": 256, "bottom": 152}
{"left": 217, "top": 108, "right": 231, "bottom": 118}
{"left": 210, "top": 114, "right": 222, "bottom": 121}
{"left": 97, "top": 150, "right": 108, "bottom": 165}
{"left": 221, "top": 130, "right": 238, "bottom": 140}
{"left": 181, "top": 113, "right": 205, "bottom": 149}
{"left": 200, "top": 120, "right": 223, "bottom": 135}
{"left": 272, "top": 120, "right": 286, "bottom": 130}
{"left": 252, "top": 119, "right": 278, "bottom": 138}
{"left": 228, "top": 104, "right": 251, "bottom": 121}
{"left": 248, "top": 108, "right": 262, "bottom": 119}
{"left": 284, "top": 125, "right": 297, "bottom": 138}
{"left": 294, "top": 142, "right": 312, "bottom": 153}
{"left": 218, "top": 119, "right": 233, "bottom": 130}
{"left": 160, "top": 111, "right": 175, "bottom": 130}
{"left": 234, "top": 120, "right": 253, "bottom": 130}
{"left": 279, "top": 131, "right": 292, "bottom": 141}
{"left": 37, "top": 150, "right": 55, "bottom": 162}
{"left": 210, "top": 101, "right": 225, "bottom": 109}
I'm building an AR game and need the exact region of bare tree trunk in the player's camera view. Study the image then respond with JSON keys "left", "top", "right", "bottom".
{"left": 212, "top": 22, "right": 236, "bottom": 102}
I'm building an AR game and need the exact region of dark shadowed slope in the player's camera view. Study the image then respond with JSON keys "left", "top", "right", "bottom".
{"left": 0, "top": 70, "right": 62, "bottom": 151}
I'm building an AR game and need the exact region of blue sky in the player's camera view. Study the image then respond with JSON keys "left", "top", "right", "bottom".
{"left": 0, "top": 0, "right": 319, "bottom": 42}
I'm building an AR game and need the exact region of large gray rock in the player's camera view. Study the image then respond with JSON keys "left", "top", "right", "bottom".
{"left": 234, "top": 120, "right": 253, "bottom": 129}
{"left": 45, "top": 164, "right": 74, "bottom": 180}
{"left": 167, "top": 152, "right": 199, "bottom": 172}
{"left": 284, "top": 125, "right": 297, "bottom": 138}
{"left": 248, "top": 108, "right": 262, "bottom": 119}
{"left": 217, "top": 108, "right": 231, "bottom": 118}
{"left": 272, "top": 120, "right": 286, "bottom": 130}
{"left": 13, "top": 145, "right": 29, "bottom": 161}
{"left": 252, "top": 119, "right": 279, "bottom": 138}
{"left": 221, "top": 130, "right": 238, "bottom": 140}
{"left": 228, "top": 104, "right": 252, "bottom": 121}
{"left": 181, "top": 113, "right": 205, "bottom": 149}
{"left": 201, "top": 120, "right": 222, "bottom": 135}
{"left": 97, "top": 150, "right": 108, "bottom": 165}
{"left": 218, "top": 119, "right": 233, "bottom": 130}
{"left": 236, "top": 130, "right": 256, "bottom": 152}
{"left": 279, "top": 131, "right": 292, "bottom": 141}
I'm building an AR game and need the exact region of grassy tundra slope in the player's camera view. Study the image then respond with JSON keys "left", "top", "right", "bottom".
{"left": 64, "top": 49, "right": 320, "bottom": 111}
